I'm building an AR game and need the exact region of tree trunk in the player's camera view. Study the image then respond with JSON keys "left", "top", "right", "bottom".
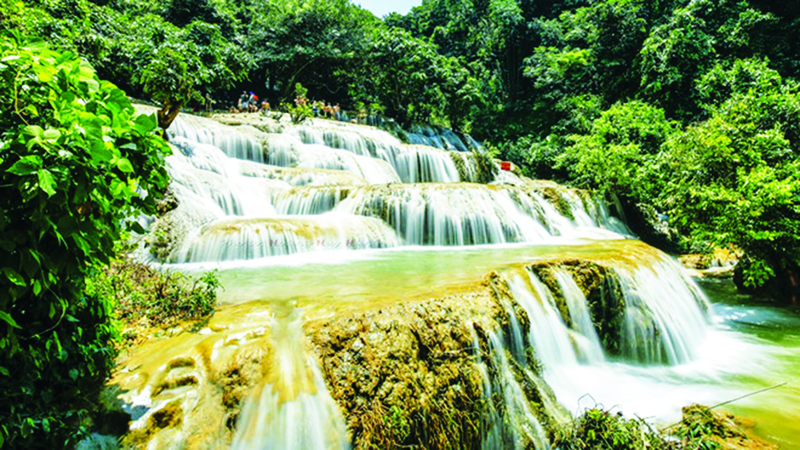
{"left": 157, "top": 99, "right": 184, "bottom": 139}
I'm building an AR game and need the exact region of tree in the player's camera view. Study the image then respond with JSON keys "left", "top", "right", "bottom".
{"left": 560, "top": 100, "right": 679, "bottom": 200}
{"left": 659, "top": 60, "right": 800, "bottom": 291}
{"left": 141, "top": 46, "right": 194, "bottom": 132}
{"left": 361, "top": 27, "right": 447, "bottom": 126}
{"left": 0, "top": 32, "right": 170, "bottom": 446}
{"left": 638, "top": 0, "right": 773, "bottom": 120}
{"left": 246, "top": 0, "right": 375, "bottom": 105}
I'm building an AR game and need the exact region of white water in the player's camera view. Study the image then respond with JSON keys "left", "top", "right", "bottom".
{"left": 507, "top": 274, "right": 579, "bottom": 368}
{"left": 154, "top": 111, "right": 627, "bottom": 262}
{"left": 232, "top": 310, "right": 350, "bottom": 450}
{"left": 553, "top": 269, "right": 606, "bottom": 364}
{"left": 617, "top": 258, "right": 710, "bottom": 365}
{"left": 470, "top": 324, "right": 550, "bottom": 450}
{"left": 283, "top": 121, "right": 461, "bottom": 183}
{"left": 274, "top": 186, "right": 352, "bottom": 215}
{"left": 491, "top": 251, "right": 733, "bottom": 435}
{"left": 173, "top": 215, "right": 402, "bottom": 263}
{"left": 169, "top": 114, "right": 264, "bottom": 163}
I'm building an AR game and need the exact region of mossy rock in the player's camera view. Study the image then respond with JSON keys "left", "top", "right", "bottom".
{"left": 539, "top": 187, "right": 575, "bottom": 221}
{"left": 308, "top": 299, "right": 487, "bottom": 449}
{"left": 449, "top": 151, "right": 470, "bottom": 182}
{"left": 306, "top": 275, "right": 555, "bottom": 449}
{"left": 675, "top": 404, "right": 778, "bottom": 449}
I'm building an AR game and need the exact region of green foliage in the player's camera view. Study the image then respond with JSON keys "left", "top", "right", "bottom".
{"left": 0, "top": 32, "right": 170, "bottom": 446}
{"left": 360, "top": 27, "right": 447, "bottom": 126}
{"left": 85, "top": 253, "right": 219, "bottom": 343}
{"left": 284, "top": 83, "right": 313, "bottom": 124}
{"left": 660, "top": 100, "right": 800, "bottom": 288}
{"left": 560, "top": 100, "right": 679, "bottom": 199}
{"left": 555, "top": 407, "right": 665, "bottom": 449}
{"left": 141, "top": 46, "right": 193, "bottom": 106}
{"left": 245, "top": 0, "right": 376, "bottom": 104}
{"left": 472, "top": 147, "right": 499, "bottom": 184}
{"left": 1, "top": 0, "right": 250, "bottom": 130}
{"left": 384, "top": 405, "right": 411, "bottom": 443}
{"left": 638, "top": 0, "right": 774, "bottom": 119}
{"left": 673, "top": 405, "right": 732, "bottom": 450}
{"left": 566, "top": 59, "right": 800, "bottom": 293}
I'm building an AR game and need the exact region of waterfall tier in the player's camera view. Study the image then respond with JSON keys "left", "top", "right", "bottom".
{"left": 335, "top": 183, "right": 626, "bottom": 246}
{"left": 172, "top": 215, "right": 401, "bottom": 263}
{"left": 140, "top": 108, "right": 630, "bottom": 263}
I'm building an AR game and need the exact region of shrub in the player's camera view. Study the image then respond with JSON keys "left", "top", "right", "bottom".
{"left": 0, "top": 32, "right": 170, "bottom": 447}
{"left": 86, "top": 252, "right": 220, "bottom": 347}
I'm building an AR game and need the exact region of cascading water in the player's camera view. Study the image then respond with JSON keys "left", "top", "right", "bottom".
{"left": 232, "top": 310, "right": 349, "bottom": 450}
{"left": 500, "top": 251, "right": 710, "bottom": 369}
{"left": 153, "top": 110, "right": 627, "bottom": 262}
{"left": 169, "top": 113, "right": 265, "bottom": 163}
{"left": 172, "top": 215, "right": 402, "bottom": 263}
{"left": 281, "top": 121, "right": 462, "bottom": 183}
{"left": 469, "top": 323, "right": 550, "bottom": 450}
{"left": 552, "top": 269, "right": 605, "bottom": 364}
{"left": 616, "top": 258, "right": 710, "bottom": 365}
{"left": 116, "top": 108, "right": 796, "bottom": 449}
{"left": 274, "top": 186, "right": 352, "bottom": 215}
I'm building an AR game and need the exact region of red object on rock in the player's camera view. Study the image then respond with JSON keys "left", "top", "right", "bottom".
{"left": 500, "top": 161, "right": 511, "bottom": 171}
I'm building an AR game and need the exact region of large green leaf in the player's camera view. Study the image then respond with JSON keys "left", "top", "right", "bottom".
{"left": 37, "top": 169, "right": 57, "bottom": 196}
{"left": 116, "top": 157, "right": 134, "bottom": 173}
{"left": 7, "top": 155, "right": 43, "bottom": 176}
{"left": 0, "top": 311, "right": 20, "bottom": 329}
{"left": 133, "top": 113, "right": 158, "bottom": 135}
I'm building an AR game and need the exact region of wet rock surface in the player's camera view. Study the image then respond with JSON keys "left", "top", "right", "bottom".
{"left": 305, "top": 283, "right": 507, "bottom": 449}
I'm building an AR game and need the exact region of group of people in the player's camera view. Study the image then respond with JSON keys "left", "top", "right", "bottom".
{"left": 232, "top": 90, "right": 270, "bottom": 114}
{"left": 223, "top": 90, "right": 348, "bottom": 121}
{"left": 311, "top": 100, "right": 341, "bottom": 120}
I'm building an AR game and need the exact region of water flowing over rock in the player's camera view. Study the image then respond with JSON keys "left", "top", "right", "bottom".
{"left": 232, "top": 310, "right": 349, "bottom": 450}
{"left": 114, "top": 109, "right": 761, "bottom": 449}
{"left": 172, "top": 215, "right": 402, "bottom": 263}
{"left": 145, "top": 109, "right": 628, "bottom": 263}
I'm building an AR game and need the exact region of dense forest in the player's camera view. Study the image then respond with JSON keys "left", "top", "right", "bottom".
{"left": 5, "top": 0, "right": 799, "bottom": 293}
{"left": 2, "top": 0, "right": 800, "bottom": 446}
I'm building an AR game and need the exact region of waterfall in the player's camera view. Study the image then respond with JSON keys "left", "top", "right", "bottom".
{"left": 559, "top": 189, "right": 630, "bottom": 235}
{"left": 469, "top": 324, "right": 550, "bottom": 450}
{"left": 172, "top": 215, "right": 402, "bottom": 263}
{"left": 497, "top": 255, "right": 710, "bottom": 369}
{"left": 507, "top": 274, "right": 579, "bottom": 368}
{"left": 168, "top": 142, "right": 283, "bottom": 217}
{"left": 335, "top": 184, "right": 553, "bottom": 246}
{"left": 264, "top": 134, "right": 401, "bottom": 184}
{"left": 406, "top": 124, "right": 474, "bottom": 152}
{"left": 274, "top": 186, "right": 352, "bottom": 215}
{"left": 140, "top": 108, "right": 630, "bottom": 261}
{"left": 169, "top": 114, "right": 264, "bottom": 163}
{"left": 285, "top": 122, "right": 461, "bottom": 183}
{"left": 334, "top": 184, "right": 628, "bottom": 246}
{"left": 117, "top": 107, "right": 789, "bottom": 449}
{"left": 617, "top": 257, "right": 710, "bottom": 365}
{"left": 232, "top": 310, "right": 349, "bottom": 449}
{"left": 552, "top": 269, "right": 605, "bottom": 364}
{"left": 449, "top": 151, "right": 479, "bottom": 183}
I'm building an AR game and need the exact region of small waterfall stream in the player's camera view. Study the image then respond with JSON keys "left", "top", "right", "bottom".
{"left": 231, "top": 310, "right": 349, "bottom": 450}
{"left": 115, "top": 109, "right": 797, "bottom": 449}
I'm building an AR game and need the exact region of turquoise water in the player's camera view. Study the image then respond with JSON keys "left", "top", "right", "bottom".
{"left": 700, "top": 279, "right": 800, "bottom": 446}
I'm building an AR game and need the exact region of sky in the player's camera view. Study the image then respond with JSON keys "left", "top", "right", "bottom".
{"left": 355, "top": 0, "right": 421, "bottom": 17}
